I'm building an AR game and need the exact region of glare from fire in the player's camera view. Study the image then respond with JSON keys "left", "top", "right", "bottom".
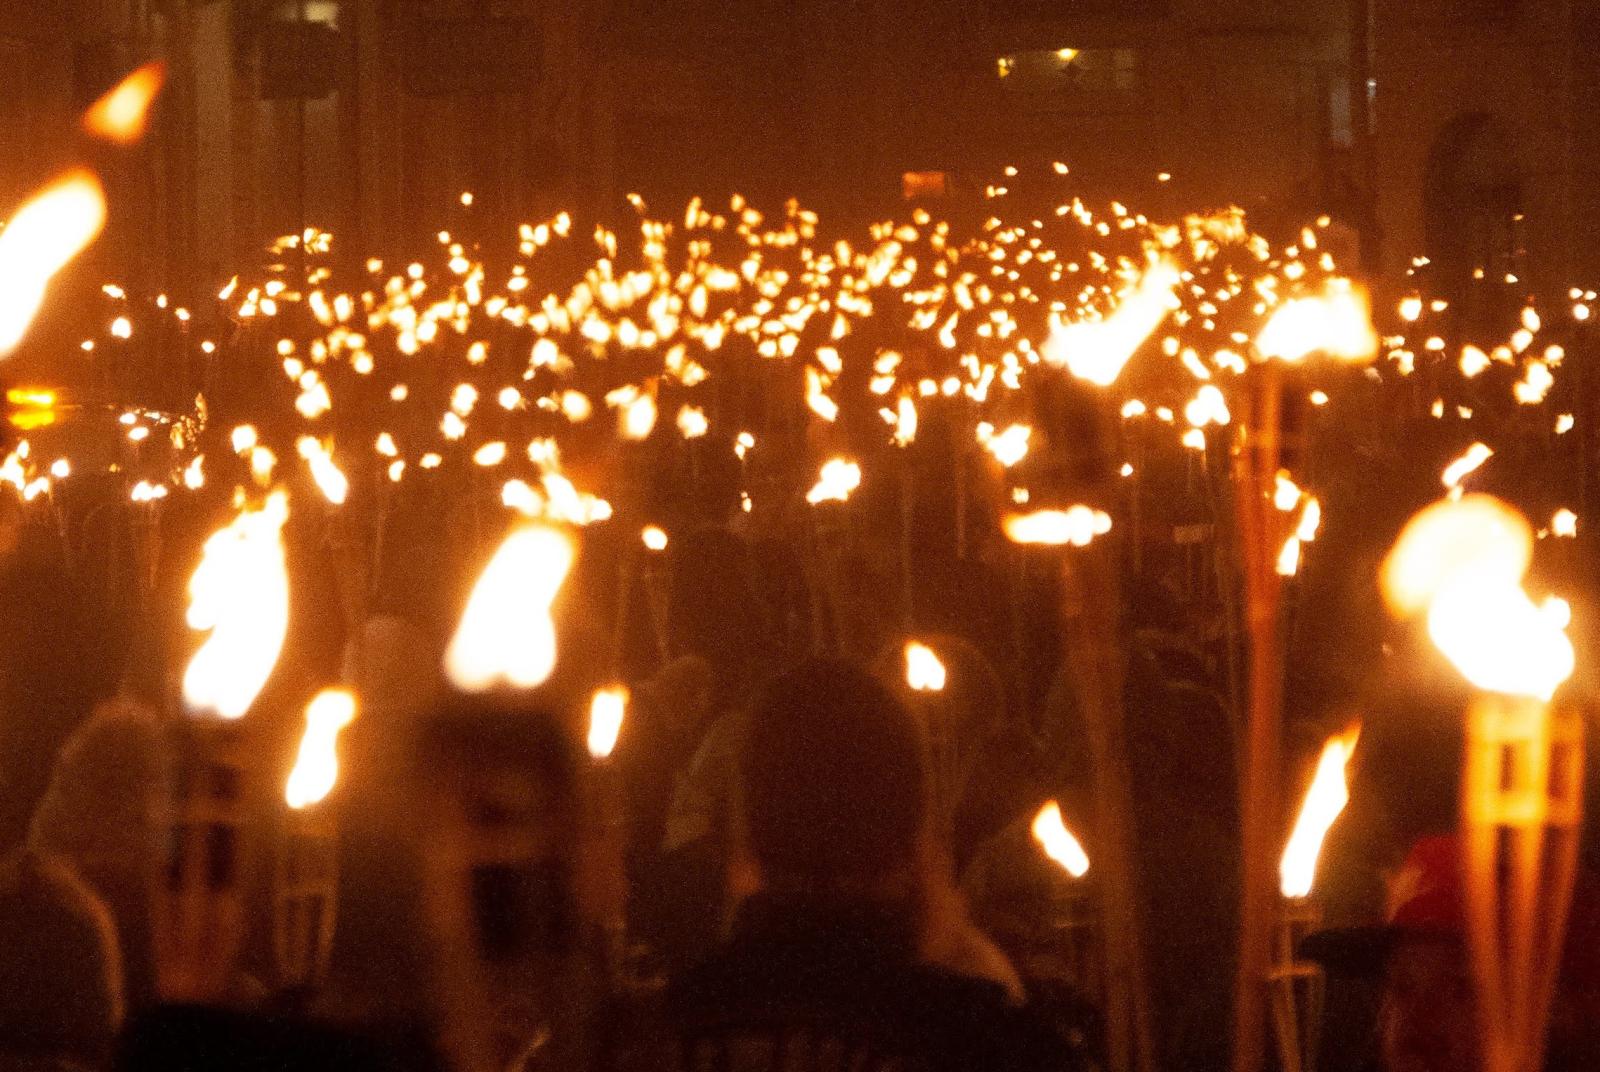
{"left": 1381, "top": 495, "right": 1574, "bottom": 701}
{"left": 82, "top": 62, "right": 166, "bottom": 145}
{"left": 181, "top": 491, "right": 291, "bottom": 719}
{"left": 904, "top": 641, "right": 947, "bottom": 691}
{"left": 444, "top": 523, "right": 576, "bottom": 692}
{"left": 0, "top": 171, "right": 108, "bottom": 357}
{"left": 1254, "top": 280, "right": 1379, "bottom": 363}
{"left": 1043, "top": 259, "right": 1181, "bottom": 386}
{"left": 1279, "top": 726, "right": 1360, "bottom": 899}
{"left": 1003, "top": 506, "right": 1112, "bottom": 547}
{"left": 1031, "top": 801, "right": 1090, "bottom": 878}
{"left": 285, "top": 688, "right": 357, "bottom": 810}
{"left": 587, "top": 686, "right": 628, "bottom": 760}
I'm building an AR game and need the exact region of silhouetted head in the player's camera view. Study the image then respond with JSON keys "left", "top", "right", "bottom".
{"left": 741, "top": 658, "right": 926, "bottom": 891}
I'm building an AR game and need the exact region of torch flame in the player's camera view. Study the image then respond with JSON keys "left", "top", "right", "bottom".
{"left": 587, "top": 686, "right": 628, "bottom": 759}
{"left": 295, "top": 437, "right": 348, "bottom": 504}
{"left": 83, "top": 62, "right": 166, "bottom": 145}
{"left": 1381, "top": 495, "right": 1574, "bottom": 701}
{"left": 1255, "top": 279, "right": 1378, "bottom": 363}
{"left": 1279, "top": 726, "right": 1360, "bottom": 898}
{"left": 1003, "top": 506, "right": 1112, "bottom": 547}
{"left": 806, "top": 458, "right": 861, "bottom": 505}
{"left": 444, "top": 523, "right": 575, "bottom": 692}
{"left": 181, "top": 492, "right": 291, "bottom": 719}
{"left": 1031, "top": 801, "right": 1090, "bottom": 878}
{"left": 0, "top": 170, "right": 108, "bottom": 357}
{"left": 1043, "top": 259, "right": 1181, "bottom": 386}
{"left": 285, "top": 688, "right": 357, "bottom": 809}
{"left": 905, "top": 641, "right": 947, "bottom": 691}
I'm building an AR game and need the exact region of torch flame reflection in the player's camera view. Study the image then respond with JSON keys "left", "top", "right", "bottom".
{"left": 286, "top": 688, "right": 357, "bottom": 809}
{"left": 0, "top": 170, "right": 108, "bottom": 357}
{"left": 182, "top": 491, "right": 291, "bottom": 719}
{"left": 445, "top": 523, "right": 575, "bottom": 692}
{"left": 1031, "top": 801, "right": 1090, "bottom": 878}
{"left": 1381, "top": 495, "right": 1574, "bottom": 701}
{"left": 1279, "top": 726, "right": 1360, "bottom": 898}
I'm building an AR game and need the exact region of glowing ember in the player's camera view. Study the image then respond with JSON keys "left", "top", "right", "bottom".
{"left": 1031, "top": 801, "right": 1090, "bottom": 878}
{"left": 285, "top": 688, "right": 357, "bottom": 809}
{"left": 587, "top": 686, "right": 628, "bottom": 760}
{"left": 182, "top": 492, "right": 291, "bottom": 719}
{"left": 444, "top": 523, "right": 575, "bottom": 692}
{"left": 1043, "top": 259, "right": 1181, "bottom": 386}
{"left": 0, "top": 171, "right": 108, "bottom": 357}
{"left": 1382, "top": 495, "right": 1574, "bottom": 701}
{"left": 806, "top": 458, "right": 861, "bottom": 504}
{"left": 83, "top": 62, "right": 166, "bottom": 145}
{"left": 904, "top": 642, "right": 947, "bottom": 691}
{"left": 1003, "top": 506, "right": 1112, "bottom": 547}
{"left": 1279, "top": 726, "right": 1360, "bottom": 899}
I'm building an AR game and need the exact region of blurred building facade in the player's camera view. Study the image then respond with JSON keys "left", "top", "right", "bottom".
{"left": 3, "top": 0, "right": 1599, "bottom": 299}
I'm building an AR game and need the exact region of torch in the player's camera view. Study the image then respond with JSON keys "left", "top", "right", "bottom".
{"left": 273, "top": 687, "right": 356, "bottom": 999}
{"left": 902, "top": 641, "right": 956, "bottom": 830}
{"left": 1030, "top": 800, "right": 1100, "bottom": 1003}
{"left": 1382, "top": 494, "right": 1582, "bottom": 1072}
{"left": 1270, "top": 727, "right": 1359, "bottom": 1072}
{"left": 156, "top": 490, "right": 291, "bottom": 1003}
{"left": 418, "top": 521, "right": 606, "bottom": 1072}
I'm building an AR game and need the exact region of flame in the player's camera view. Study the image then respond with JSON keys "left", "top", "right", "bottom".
{"left": 444, "top": 523, "right": 575, "bottom": 692}
{"left": 1441, "top": 442, "right": 1492, "bottom": 490}
{"left": 1276, "top": 535, "right": 1302, "bottom": 577}
{"left": 1031, "top": 801, "right": 1090, "bottom": 878}
{"left": 587, "top": 686, "right": 628, "bottom": 759}
{"left": 1279, "top": 726, "right": 1360, "bottom": 898}
{"left": 1381, "top": 495, "right": 1574, "bottom": 701}
{"left": 1255, "top": 279, "right": 1378, "bottom": 363}
{"left": 641, "top": 524, "right": 669, "bottom": 551}
{"left": 1043, "top": 259, "right": 1180, "bottom": 386}
{"left": 83, "top": 62, "right": 166, "bottom": 145}
{"left": 5, "top": 387, "right": 58, "bottom": 430}
{"left": 285, "top": 688, "right": 357, "bottom": 809}
{"left": 905, "top": 641, "right": 946, "bottom": 691}
{"left": 0, "top": 170, "right": 108, "bottom": 357}
{"left": 181, "top": 492, "right": 291, "bottom": 719}
{"left": 1003, "top": 506, "right": 1112, "bottom": 547}
{"left": 806, "top": 458, "right": 861, "bottom": 504}
{"left": 295, "top": 437, "right": 348, "bottom": 504}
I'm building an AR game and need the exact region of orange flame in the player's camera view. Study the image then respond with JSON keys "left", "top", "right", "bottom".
{"left": 1279, "top": 726, "right": 1360, "bottom": 898}
{"left": 182, "top": 492, "right": 291, "bottom": 719}
{"left": 1003, "top": 506, "right": 1112, "bottom": 547}
{"left": 83, "top": 62, "right": 166, "bottom": 145}
{"left": 904, "top": 642, "right": 946, "bottom": 691}
{"left": 1382, "top": 495, "right": 1574, "bottom": 701}
{"left": 587, "top": 686, "right": 628, "bottom": 759}
{"left": 1031, "top": 801, "right": 1090, "bottom": 878}
{"left": 285, "top": 688, "right": 357, "bottom": 809}
{"left": 444, "top": 523, "right": 575, "bottom": 692}
{"left": 0, "top": 171, "right": 108, "bottom": 357}
{"left": 1043, "top": 259, "right": 1180, "bottom": 386}
{"left": 1255, "top": 279, "right": 1378, "bottom": 363}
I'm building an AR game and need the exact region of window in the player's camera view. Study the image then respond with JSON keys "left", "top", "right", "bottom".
{"left": 996, "top": 47, "right": 1140, "bottom": 110}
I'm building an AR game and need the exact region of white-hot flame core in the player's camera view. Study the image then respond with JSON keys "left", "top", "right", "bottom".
{"left": 1382, "top": 495, "right": 1574, "bottom": 701}
{"left": 295, "top": 437, "right": 348, "bottom": 504}
{"left": 445, "top": 524, "right": 575, "bottom": 692}
{"left": 1043, "top": 259, "right": 1181, "bottom": 386}
{"left": 905, "top": 642, "right": 947, "bottom": 691}
{"left": 1003, "top": 506, "right": 1112, "bottom": 547}
{"left": 182, "top": 492, "right": 291, "bottom": 719}
{"left": 285, "top": 688, "right": 357, "bottom": 809}
{"left": 0, "top": 171, "right": 108, "bottom": 357}
{"left": 1279, "top": 727, "right": 1360, "bottom": 898}
{"left": 588, "top": 686, "right": 628, "bottom": 759}
{"left": 806, "top": 458, "right": 861, "bottom": 504}
{"left": 83, "top": 62, "right": 165, "bottom": 145}
{"left": 1255, "top": 279, "right": 1379, "bottom": 362}
{"left": 1031, "top": 801, "right": 1090, "bottom": 878}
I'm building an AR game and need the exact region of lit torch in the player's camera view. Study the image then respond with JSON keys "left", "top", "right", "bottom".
{"left": 82, "top": 62, "right": 166, "bottom": 145}
{"left": 1382, "top": 495, "right": 1580, "bottom": 1072}
{"left": 0, "top": 170, "right": 108, "bottom": 358}
{"left": 274, "top": 688, "right": 355, "bottom": 997}
{"left": 1270, "top": 727, "right": 1360, "bottom": 1072}
{"left": 156, "top": 491, "right": 291, "bottom": 1003}
{"left": 1031, "top": 801, "right": 1101, "bottom": 999}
